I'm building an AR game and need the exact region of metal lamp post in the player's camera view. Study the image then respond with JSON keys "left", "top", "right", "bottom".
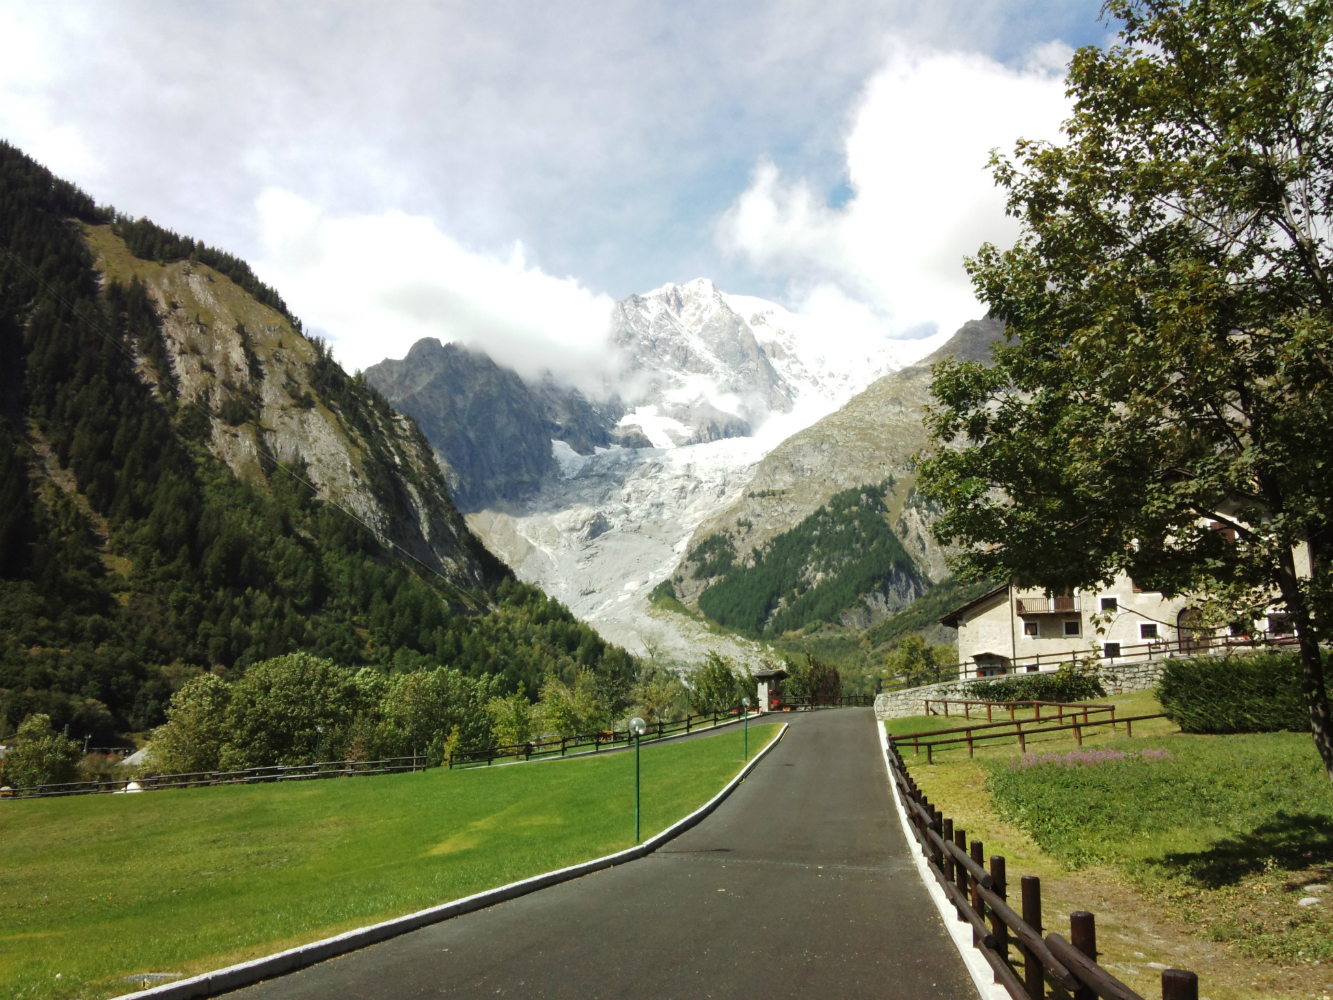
{"left": 629, "top": 717, "right": 647, "bottom": 843}
{"left": 741, "top": 696, "right": 751, "bottom": 759}
{"left": 314, "top": 725, "right": 324, "bottom": 771}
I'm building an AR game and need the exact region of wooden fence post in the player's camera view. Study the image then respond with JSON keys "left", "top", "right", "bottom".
{"left": 954, "top": 828, "right": 968, "bottom": 920}
{"left": 942, "top": 818, "right": 955, "bottom": 885}
{"left": 1161, "top": 969, "right": 1198, "bottom": 1000}
{"left": 1070, "top": 911, "right": 1097, "bottom": 1000}
{"left": 1021, "top": 875, "right": 1042, "bottom": 1000}
{"left": 969, "top": 840, "right": 984, "bottom": 946}
{"left": 989, "top": 855, "right": 1007, "bottom": 983}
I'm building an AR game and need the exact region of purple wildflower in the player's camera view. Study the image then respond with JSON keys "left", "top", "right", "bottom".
{"left": 1010, "top": 747, "right": 1175, "bottom": 769}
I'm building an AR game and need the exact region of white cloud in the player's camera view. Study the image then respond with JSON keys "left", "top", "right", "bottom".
{"left": 718, "top": 39, "right": 1072, "bottom": 341}
{"left": 0, "top": 6, "right": 101, "bottom": 184}
{"left": 253, "top": 188, "right": 616, "bottom": 386}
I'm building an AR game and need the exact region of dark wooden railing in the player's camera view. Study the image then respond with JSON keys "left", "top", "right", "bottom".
{"left": 448, "top": 708, "right": 754, "bottom": 768}
{"left": 893, "top": 713, "right": 1169, "bottom": 763}
{"left": 1, "top": 756, "right": 428, "bottom": 799}
{"left": 884, "top": 740, "right": 1199, "bottom": 999}
{"left": 450, "top": 696, "right": 874, "bottom": 768}
{"left": 923, "top": 698, "right": 1112, "bottom": 721}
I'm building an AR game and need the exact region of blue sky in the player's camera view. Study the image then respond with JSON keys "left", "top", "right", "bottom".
{"left": 0, "top": 0, "right": 1113, "bottom": 376}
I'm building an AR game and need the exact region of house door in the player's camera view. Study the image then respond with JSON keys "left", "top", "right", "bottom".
{"left": 1177, "top": 607, "right": 1210, "bottom": 654}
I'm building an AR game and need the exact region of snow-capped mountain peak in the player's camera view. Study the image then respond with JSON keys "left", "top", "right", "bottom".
{"left": 608, "top": 278, "right": 948, "bottom": 450}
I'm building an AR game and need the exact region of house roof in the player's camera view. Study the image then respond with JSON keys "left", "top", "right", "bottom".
{"left": 939, "top": 583, "right": 1010, "bottom": 629}
{"left": 752, "top": 667, "right": 788, "bottom": 680}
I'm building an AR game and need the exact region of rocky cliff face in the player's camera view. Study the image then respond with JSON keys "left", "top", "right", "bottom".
{"left": 83, "top": 225, "right": 492, "bottom": 591}
{"left": 365, "top": 339, "right": 556, "bottom": 511}
{"left": 364, "top": 339, "right": 630, "bottom": 510}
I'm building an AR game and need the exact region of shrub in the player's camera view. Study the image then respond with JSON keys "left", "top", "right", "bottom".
{"left": 537, "top": 673, "right": 611, "bottom": 737}
{"left": 218, "top": 653, "right": 362, "bottom": 769}
{"left": 882, "top": 636, "right": 957, "bottom": 689}
{"left": 689, "top": 652, "right": 752, "bottom": 712}
{"left": 2, "top": 714, "right": 82, "bottom": 787}
{"left": 785, "top": 654, "right": 842, "bottom": 702}
{"left": 147, "top": 673, "right": 232, "bottom": 774}
{"left": 627, "top": 664, "right": 688, "bottom": 724}
{"left": 1158, "top": 651, "right": 1309, "bottom": 733}
{"left": 969, "top": 666, "right": 1105, "bottom": 703}
{"left": 486, "top": 689, "right": 536, "bottom": 747}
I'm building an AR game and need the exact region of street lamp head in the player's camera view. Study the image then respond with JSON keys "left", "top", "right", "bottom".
{"left": 629, "top": 717, "right": 648, "bottom": 737}
{"left": 741, "top": 696, "right": 751, "bottom": 707}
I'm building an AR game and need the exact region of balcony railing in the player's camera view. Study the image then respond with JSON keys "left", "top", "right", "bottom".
{"left": 1014, "top": 595, "right": 1080, "bottom": 614}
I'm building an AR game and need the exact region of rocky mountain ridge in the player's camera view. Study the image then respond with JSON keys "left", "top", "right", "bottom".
{"left": 85, "top": 225, "right": 492, "bottom": 591}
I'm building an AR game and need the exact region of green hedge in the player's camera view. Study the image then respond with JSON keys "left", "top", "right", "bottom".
{"left": 1157, "top": 651, "right": 1310, "bottom": 733}
{"left": 969, "top": 668, "right": 1106, "bottom": 703}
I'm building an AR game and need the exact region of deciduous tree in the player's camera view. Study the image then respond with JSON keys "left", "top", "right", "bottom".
{"left": 920, "top": 0, "right": 1333, "bottom": 782}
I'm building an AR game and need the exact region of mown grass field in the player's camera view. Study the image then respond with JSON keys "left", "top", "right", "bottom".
{"left": 889, "top": 691, "right": 1333, "bottom": 999}
{"left": 0, "top": 724, "right": 779, "bottom": 1000}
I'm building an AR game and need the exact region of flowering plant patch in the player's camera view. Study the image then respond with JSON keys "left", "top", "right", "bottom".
{"left": 1009, "top": 748, "right": 1174, "bottom": 769}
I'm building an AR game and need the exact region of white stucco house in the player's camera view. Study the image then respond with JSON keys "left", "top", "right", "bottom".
{"left": 938, "top": 572, "right": 1289, "bottom": 679}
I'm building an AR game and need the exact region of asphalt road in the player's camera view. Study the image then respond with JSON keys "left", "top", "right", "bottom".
{"left": 233, "top": 709, "right": 977, "bottom": 999}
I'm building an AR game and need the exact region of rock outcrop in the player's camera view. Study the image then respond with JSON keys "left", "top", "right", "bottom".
{"left": 84, "top": 224, "right": 493, "bottom": 592}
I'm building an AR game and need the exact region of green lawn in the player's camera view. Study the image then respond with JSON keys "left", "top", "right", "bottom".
{"left": 895, "top": 690, "right": 1333, "bottom": 993}
{"left": 1, "top": 724, "right": 779, "bottom": 1000}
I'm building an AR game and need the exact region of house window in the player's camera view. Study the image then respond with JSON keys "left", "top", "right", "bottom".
{"left": 1026, "top": 664, "right": 1040, "bottom": 673}
{"left": 1103, "top": 642, "right": 1121, "bottom": 658}
{"left": 1063, "top": 620, "right": 1081, "bottom": 637}
{"left": 1100, "top": 597, "right": 1119, "bottom": 612}
{"left": 1024, "top": 622, "right": 1039, "bottom": 637}
{"left": 1140, "top": 623, "right": 1159, "bottom": 640}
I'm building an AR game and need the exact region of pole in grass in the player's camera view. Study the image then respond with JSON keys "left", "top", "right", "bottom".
{"left": 741, "top": 696, "right": 751, "bottom": 759}
{"left": 629, "top": 717, "right": 647, "bottom": 843}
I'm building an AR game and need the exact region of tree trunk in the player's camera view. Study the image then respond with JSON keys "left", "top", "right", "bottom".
{"left": 1277, "top": 554, "right": 1333, "bottom": 785}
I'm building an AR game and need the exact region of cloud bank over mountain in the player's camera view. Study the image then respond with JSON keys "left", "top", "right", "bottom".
{"left": 718, "top": 42, "right": 1072, "bottom": 341}
{"left": 254, "top": 188, "right": 618, "bottom": 388}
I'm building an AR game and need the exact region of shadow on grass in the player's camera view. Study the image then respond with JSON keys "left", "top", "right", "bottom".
{"left": 1150, "top": 811, "right": 1333, "bottom": 889}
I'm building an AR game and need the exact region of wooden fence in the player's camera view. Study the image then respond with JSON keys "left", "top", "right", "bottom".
{"left": 446, "top": 709, "right": 749, "bottom": 768}
{"left": 894, "top": 711, "right": 1168, "bottom": 763}
{"left": 923, "top": 699, "right": 1112, "bottom": 721}
{"left": 884, "top": 739, "right": 1199, "bottom": 1000}
{"left": 449, "top": 695, "right": 876, "bottom": 768}
{"left": 1, "top": 756, "right": 428, "bottom": 799}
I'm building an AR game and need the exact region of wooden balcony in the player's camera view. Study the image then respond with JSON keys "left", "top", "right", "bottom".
{"left": 1015, "top": 595, "right": 1080, "bottom": 614}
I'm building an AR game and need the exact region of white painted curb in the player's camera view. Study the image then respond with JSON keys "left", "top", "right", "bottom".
{"left": 877, "top": 720, "right": 1009, "bottom": 1000}
{"left": 114, "top": 722, "right": 789, "bottom": 1000}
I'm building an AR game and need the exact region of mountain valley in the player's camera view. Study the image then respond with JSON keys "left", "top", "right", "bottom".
{"left": 370, "top": 281, "right": 995, "bottom": 668}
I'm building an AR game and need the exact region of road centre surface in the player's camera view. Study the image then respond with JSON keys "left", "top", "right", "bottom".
{"left": 235, "top": 709, "right": 976, "bottom": 999}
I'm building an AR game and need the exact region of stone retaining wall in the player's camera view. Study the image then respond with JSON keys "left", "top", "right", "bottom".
{"left": 873, "top": 659, "right": 1168, "bottom": 720}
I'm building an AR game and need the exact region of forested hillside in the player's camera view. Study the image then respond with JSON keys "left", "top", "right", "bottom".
{"left": 680, "top": 483, "right": 929, "bottom": 637}
{"left": 0, "top": 142, "right": 633, "bottom": 745}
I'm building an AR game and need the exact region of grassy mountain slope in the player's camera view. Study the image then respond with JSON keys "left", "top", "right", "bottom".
{"left": 680, "top": 317, "right": 1005, "bottom": 598}
{"left": 0, "top": 142, "right": 633, "bottom": 743}
{"left": 674, "top": 482, "right": 929, "bottom": 637}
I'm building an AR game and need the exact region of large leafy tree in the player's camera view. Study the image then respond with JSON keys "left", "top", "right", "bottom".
{"left": 919, "top": 0, "right": 1333, "bottom": 782}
